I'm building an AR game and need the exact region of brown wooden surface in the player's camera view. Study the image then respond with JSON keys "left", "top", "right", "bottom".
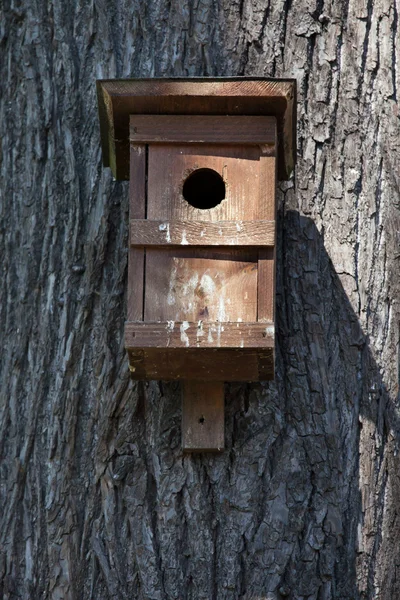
{"left": 128, "top": 145, "right": 146, "bottom": 320}
{"left": 97, "top": 78, "right": 296, "bottom": 180}
{"left": 146, "top": 144, "right": 266, "bottom": 221}
{"left": 130, "top": 219, "right": 275, "bottom": 247}
{"left": 125, "top": 321, "right": 274, "bottom": 349}
{"left": 145, "top": 144, "right": 261, "bottom": 327}
{"left": 144, "top": 249, "right": 258, "bottom": 322}
{"left": 257, "top": 155, "right": 277, "bottom": 324}
{"left": 129, "top": 115, "right": 276, "bottom": 145}
{"left": 127, "top": 348, "right": 274, "bottom": 381}
{"left": 182, "top": 381, "right": 225, "bottom": 452}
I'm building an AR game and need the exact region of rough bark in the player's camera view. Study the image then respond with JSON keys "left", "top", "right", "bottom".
{"left": 1, "top": 0, "right": 399, "bottom": 599}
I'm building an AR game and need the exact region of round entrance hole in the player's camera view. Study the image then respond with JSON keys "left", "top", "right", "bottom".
{"left": 182, "top": 168, "right": 225, "bottom": 210}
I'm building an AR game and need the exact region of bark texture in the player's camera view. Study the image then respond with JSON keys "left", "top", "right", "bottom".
{"left": 1, "top": 0, "right": 400, "bottom": 598}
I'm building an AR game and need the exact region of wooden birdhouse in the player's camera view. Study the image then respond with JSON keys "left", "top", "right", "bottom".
{"left": 97, "top": 78, "right": 296, "bottom": 451}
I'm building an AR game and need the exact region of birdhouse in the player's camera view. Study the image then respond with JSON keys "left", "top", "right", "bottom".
{"left": 97, "top": 78, "right": 296, "bottom": 451}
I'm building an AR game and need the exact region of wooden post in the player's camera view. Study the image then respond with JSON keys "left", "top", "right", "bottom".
{"left": 182, "top": 381, "right": 225, "bottom": 452}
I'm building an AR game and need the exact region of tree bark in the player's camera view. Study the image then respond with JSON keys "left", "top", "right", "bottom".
{"left": 1, "top": 0, "right": 399, "bottom": 599}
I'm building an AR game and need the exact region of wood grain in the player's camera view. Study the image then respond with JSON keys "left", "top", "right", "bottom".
{"left": 129, "top": 115, "right": 276, "bottom": 145}
{"left": 130, "top": 219, "right": 275, "bottom": 247}
{"left": 125, "top": 321, "right": 274, "bottom": 349}
{"left": 127, "top": 348, "right": 274, "bottom": 381}
{"left": 128, "top": 144, "right": 146, "bottom": 320}
{"left": 182, "top": 381, "right": 225, "bottom": 452}
{"left": 146, "top": 144, "right": 266, "bottom": 221}
{"left": 257, "top": 155, "right": 277, "bottom": 324}
{"left": 144, "top": 249, "right": 258, "bottom": 322}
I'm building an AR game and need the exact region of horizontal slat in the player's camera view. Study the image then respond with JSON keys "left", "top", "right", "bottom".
{"left": 130, "top": 220, "right": 275, "bottom": 247}
{"left": 127, "top": 348, "right": 274, "bottom": 381}
{"left": 125, "top": 321, "right": 275, "bottom": 349}
{"left": 129, "top": 115, "right": 276, "bottom": 145}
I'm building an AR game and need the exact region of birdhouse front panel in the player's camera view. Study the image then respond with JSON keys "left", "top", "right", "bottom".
{"left": 125, "top": 115, "right": 277, "bottom": 381}
{"left": 145, "top": 143, "right": 267, "bottom": 324}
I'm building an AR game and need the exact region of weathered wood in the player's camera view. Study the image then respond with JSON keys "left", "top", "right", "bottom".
{"left": 143, "top": 143, "right": 270, "bottom": 342}
{"left": 129, "top": 115, "right": 276, "bottom": 145}
{"left": 130, "top": 219, "right": 275, "bottom": 247}
{"left": 125, "top": 321, "right": 274, "bottom": 349}
{"left": 97, "top": 78, "right": 296, "bottom": 180}
{"left": 127, "top": 144, "right": 146, "bottom": 320}
{"left": 182, "top": 381, "right": 225, "bottom": 451}
{"left": 127, "top": 348, "right": 274, "bottom": 381}
{"left": 257, "top": 155, "right": 276, "bottom": 323}
{"left": 134, "top": 133, "right": 276, "bottom": 377}
{"left": 146, "top": 144, "right": 271, "bottom": 221}
{"left": 144, "top": 249, "right": 258, "bottom": 322}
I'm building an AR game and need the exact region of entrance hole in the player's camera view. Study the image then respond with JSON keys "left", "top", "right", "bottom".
{"left": 182, "top": 168, "right": 225, "bottom": 210}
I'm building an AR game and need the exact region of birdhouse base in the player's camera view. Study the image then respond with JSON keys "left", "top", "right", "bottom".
{"left": 127, "top": 348, "right": 274, "bottom": 381}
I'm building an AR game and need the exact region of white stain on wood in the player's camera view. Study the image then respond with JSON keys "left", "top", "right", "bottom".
{"left": 265, "top": 325, "right": 275, "bottom": 337}
{"left": 199, "top": 273, "right": 216, "bottom": 298}
{"left": 196, "top": 320, "right": 204, "bottom": 346}
{"left": 217, "top": 295, "right": 228, "bottom": 322}
{"left": 180, "top": 321, "right": 190, "bottom": 347}
{"left": 159, "top": 222, "right": 171, "bottom": 243}
{"left": 167, "top": 264, "right": 178, "bottom": 306}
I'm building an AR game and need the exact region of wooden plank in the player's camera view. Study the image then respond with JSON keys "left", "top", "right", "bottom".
{"left": 125, "top": 321, "right": 275, "bottom": 349}
{"left": 257, "top": 154, "right": 277, "bottom": 323}
{"left": 182, "top": 381, "right": 224, "bottom": 452}
{"left": 144, "top": 249, "right": 258, "bottom": 323}
{"left": 129, "top": 115, "right": 276, "bottom": 145}
{"left": 258, "top": 248, "right": 275, "bottom": 323}
{"left": 97, "top": 78, "right": 296, "bottom": 180}
{"left": 128, "top": 144, "right": 146, "bottom": 320}
{"left": 130, "top": 219, "right": 275, "bottom": 247}
{"left": 127, "top": 348, "right": 274, "bottom": 381}
{"left": 147, "top": 144, "right": 264, "bottom": 221}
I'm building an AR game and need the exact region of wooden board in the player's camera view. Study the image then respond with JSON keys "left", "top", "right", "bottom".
{"left": 130, "top": 219, "right": 275, "bottom": 247}
{"left": 127, "top": 348, "right": 274, "bottom": 381}
{"left": 257, "top": 155, "right": 277, "bottom": 324}
{"left": 182, "top": 381, "right": 224, "bottom": 452}
{"left": 128, "top": 145, "right": 146, "bottom": 320}
{"left": 144, "top": 249, "right": 258, "bottom": 323}
{"left": 125, "top": 321, "right": 275, "bottom": 349}
{"left": 96, "top": 78, "right": 296, "bottom": 180}
{"left": 147, "top": 144, "right": 266, "bottom": 221}
{"left": 129, "top": 115, "right": 276, "bottom": 145}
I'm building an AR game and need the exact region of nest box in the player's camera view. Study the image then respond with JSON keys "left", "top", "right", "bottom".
{"left": 97, "top": 78, "right": 296, "bottom": 451}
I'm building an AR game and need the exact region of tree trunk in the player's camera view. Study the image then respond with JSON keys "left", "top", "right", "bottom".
{"left": 1, "top": 0, "right": 399, "bottom": 598}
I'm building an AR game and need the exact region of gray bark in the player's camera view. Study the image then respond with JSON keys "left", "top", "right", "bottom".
{"left": 1, "top": 0, "right": 400, "bottom": 599}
